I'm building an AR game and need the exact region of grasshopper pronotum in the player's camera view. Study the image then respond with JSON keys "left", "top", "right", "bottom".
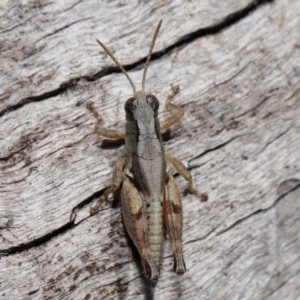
{"left": 86, "top": 20, "right": 208, "bottom": 282}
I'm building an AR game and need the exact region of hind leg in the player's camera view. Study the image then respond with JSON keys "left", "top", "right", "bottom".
{"left": 121, "top": 178, "right": 160, "bottom": 282}
{"left": 163, "top": 172, "right": 186, "bottom": 274}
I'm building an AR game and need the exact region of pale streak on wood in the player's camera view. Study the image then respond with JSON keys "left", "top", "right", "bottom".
{"left": 0, "top": 0, "right": 300, "bottom": 299}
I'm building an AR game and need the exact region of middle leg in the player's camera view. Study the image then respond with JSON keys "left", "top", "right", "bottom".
{"left": 90, "top": 156, "right": 126, "bottom": 215}
{"left": 71, "top": 156, "right": 126, "bottom": 221}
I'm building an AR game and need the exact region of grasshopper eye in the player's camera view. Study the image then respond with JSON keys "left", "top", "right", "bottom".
{"left": 125, "top": 97, "right": 137, "bottom": 114}
{"left": 146, "top": 94, "right": 159, "bottom": 111}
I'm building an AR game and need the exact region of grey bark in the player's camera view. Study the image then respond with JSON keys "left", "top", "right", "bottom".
{"left": 0, "top": 0, "right": 299, "bottom": 299}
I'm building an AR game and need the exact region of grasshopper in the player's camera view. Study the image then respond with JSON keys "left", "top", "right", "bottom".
{"left": 86, "top": 20, "right": 208, "bottom": 282}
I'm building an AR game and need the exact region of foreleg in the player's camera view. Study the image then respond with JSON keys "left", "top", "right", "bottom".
{"left": 87, "top": 101, "right": 125, "bottom": 139}
{"left": 160, "top": 85, "right": 184, "bottom": 131}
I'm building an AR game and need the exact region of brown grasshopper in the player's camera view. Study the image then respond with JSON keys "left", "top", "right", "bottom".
{"left": 86, "top": 20, "right": 208, "bottom": 282}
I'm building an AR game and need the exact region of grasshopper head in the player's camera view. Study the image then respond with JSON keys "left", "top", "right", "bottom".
{"left": 124, "top": 90, "right": 159, "bottom": 120}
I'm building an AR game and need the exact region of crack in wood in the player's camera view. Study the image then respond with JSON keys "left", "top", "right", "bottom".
{"left": 0, "top": 184, "right": 118, "bottom": 257}
{"left": 216, "top": 180, "right": 300, "bottom": 235}
{"left": 63, "top": 0, "right": 83, "bottom": 13}
{"left": 0, "top": 221, "right": 73, "bottom": 257}
{"left": 35, "top": 17, "right": 93, "bottom": 44}
{"left": 254, "top": 125, "right": 292, "bottom": 157}
{"left": 0, "top": 79, "right": 78, "bottom": 118}
{"left": 189, "top": 135, "right": 242, "bottom": 163}
{"left": 264, "top": 268, "right": 300, "bottom": 298}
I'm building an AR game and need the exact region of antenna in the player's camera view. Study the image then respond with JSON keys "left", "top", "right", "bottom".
{"left": 141, "top": 20, "right": 162, "bottom": 91}
{"left": 96, "top": 39, "right": 137, "bottom": 94}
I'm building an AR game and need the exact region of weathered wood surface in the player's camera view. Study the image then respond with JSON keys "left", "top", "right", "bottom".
{"left": 0, "top": 0, "right": 300, "bottom": 299}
